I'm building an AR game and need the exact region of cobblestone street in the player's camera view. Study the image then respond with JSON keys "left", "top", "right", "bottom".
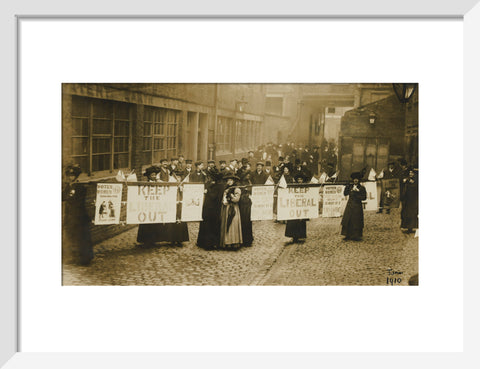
{"left": 62, "top": 209, "right": 418, "bottom": 286}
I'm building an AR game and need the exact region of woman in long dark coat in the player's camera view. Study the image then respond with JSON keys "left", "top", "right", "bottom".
{"left": 197, "top": 169, "right": 224, "bottom": 250}
{"left": 400, "top": 168, "right": 418, "bottom": 233}
{"left": 341, "top": 172, "right": 367, "bottom": 241}
{"left": 62, "top": 164, "right": 94, "bottom": 265}
{"left": 239, "top": 171, "right": 254, "bottom": 247}
{"left": 285, "top": 173, "right": 308, "bottom": 243}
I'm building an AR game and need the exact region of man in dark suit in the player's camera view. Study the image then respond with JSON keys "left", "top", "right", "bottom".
{"left": 190, "top": 161, "right": 207, "bottom": 183}
{"left": 251, "top": 162, "right": 268, "bottom": 185}
{"left": 181, "top": 159, "right": 194, "bottom": 181}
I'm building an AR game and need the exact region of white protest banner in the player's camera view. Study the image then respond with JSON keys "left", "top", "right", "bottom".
{"left": 126, "top": 184, "right": 177, "bottom": 224}
{"left": 94, "top": 183, "right": 123, "bottom": 225}
{"left": 251, "top": 185, "right": 275, "bottom": 221}
{"left": 362, "top": 181, "right": 378, "bottom": 211}
{"left": 277, "top": 186, "right": 319, "bottom": 220}
{"left": 322, "top": 185, "right": 347, "bottom": 218}
{"left": 181, "top": 183, "right": 205, "bottom": 222}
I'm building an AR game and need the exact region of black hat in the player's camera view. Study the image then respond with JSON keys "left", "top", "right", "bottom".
{"left": 170, "top": 157, "right": 178, "bottom": 161}
{"left": 350, "top": 172, "right": 363, "bottom": 180}
{"left": 256, "top": 161, "right": 265, "bottom": 166}
{"left": 223, "top": 173, "right": 240, "bottom": 181}
{"left": 241, "top": 157, "right": 248, "bottom": 164}
{"left": 327, "top": 162, "right": 334, "bottom": 167}
{"left": 295, "top": 159, "right": 301, "bottom": 165}
{"left": 399, "top": 159, "right": 408, "bottom": 166}
{"left": 208, "top": 168, "right": 223, "bottom": 181}
{"left": 195, "top": 161, "right": 203, "bottom": 166}
{"left": 294, "top": 172, "right": 307, "bottom": 182}
{"left": 219, "top": 160, "right": 226, "bottom": 164}
{"left": 65, "top": 164, "right": 82, "bottom": 178}
{"left": 265, "top": 161, "right": 272, "bottom": 166}
{"left": 143, "top": 166, "right": 159, "bottom": 177}
{"left": 207, "top": 160, "right": 215, "bottom": 164}
{"left": 278, "top": 156, "right": 284, "bottom": 161}
{"left": 388, "top": 161, "right": 395, "bottom": 166}
{"left": 185, "top": 159, "right": 193, "bottom": 164}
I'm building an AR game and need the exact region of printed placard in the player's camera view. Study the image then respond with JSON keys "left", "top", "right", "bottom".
{"left": 277, "top": 186, "right": 319, "bottom": 220}
{"left": 126, "top": 184, "right": 177, "bottom": 224}
{"left": 251, "top": 185, "right": 275, "bottom": 221}
{"left": 381, "top": 178, "right": 401, "bottom": 208}
{"left": 94, "top": 183, "right": 123, "bottom": 225}
{"left": 362, "top": 181, "right": 378, "bottom": 211}
{"left": 181, "top": 183, "right": 205, "bottom": 222}
{"left": 322, "top": 185, "right": 348, "bottom": 218}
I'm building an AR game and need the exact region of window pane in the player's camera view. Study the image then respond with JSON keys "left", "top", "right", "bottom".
{"left": 115, "top": 103, "right": 129, "bottom": 120}
{"left": 93, "top": 100, "right": 113, "bottom": 119}
{"left": 92, "top": 154, "right": 111, "bottom": 171}
{"left": 92, "top": 138, "right": 111, "bottom": 154}
{"left": 144, "top": 108, "right": 153, "bottom": 122}
{"left": 93, "top": 119, "right": 112, "bottom": 134}
{"left": 154, "top": 123, "right": 164, "bottom": 135}
{"left": 115, "top": 121, "right": 129, "bottom": 136}
{"left": 114, "top": 153, "right": 129, "bottom": 169}
{"left": 72, "top": 96, "right": 90, "bottom": 117}
{"left": 153, "top": 151, "right": 163, "bottom": 163}
{"left": 72, "top": 118, "right": 88, "bottom": 136}
{"left": 143, "top": 137, "right": 152, "bottom": 151}
{"left": 144, "top": 123, "right": 152, "bottom": 136}
{"left": 72, "top": 137, "right": 88, "bottom": 155}
{"left": 72, "top": 156, "right": 89, "bottom": 173}
{"left": 114, "top": 137, "right": 129, "bottom": 152}
{"left": 154, "top": 138, "right": 164, "bottom": 150}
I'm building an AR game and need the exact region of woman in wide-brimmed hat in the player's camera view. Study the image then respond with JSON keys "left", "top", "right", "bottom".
{"left": 341, "top": 172, "right": 367, "bottom": 241}
{"left": 218, "top": 173, "right": 243, "bottom": 250}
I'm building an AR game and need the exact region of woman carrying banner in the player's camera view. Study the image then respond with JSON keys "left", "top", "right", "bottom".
{"left": 136, "top": 165, "right": 189, "bottom": 247}
{"left": 197, "top": 168, "right": 224, "bottom": 250}
{"left": 341, "top": 172, "right": 367, "bottom": 241}
{"left": 400, "top": 168, "right": 418, "bottom": 234}
{"left": 284, "top": 173, "right": 309, "bottom": 243}
{"left": 239, "top": 171, "right": 254, "bottom": 247}
{"left": 62, "top": 164, "right": 94, "bottom": 265}
{"left": 218, "top": 174, "right": 243, "bottom": 250}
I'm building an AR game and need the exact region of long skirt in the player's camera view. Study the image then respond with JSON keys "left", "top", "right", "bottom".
{"left": 239, "top": 195, "right": 253, "bottom": 246}
{"left": 341, "top": 201, "right": 364, "bottom": 239}
{"left": 137, "top": 222, "right": 189, "bottom": 244}
{"left": 285, "top": 219, "right": 307, "bottom": 239}
{"left": 219, "top": 203, "right": 243, "bottom": 249}
{"left": 63, "top": 213, "right": 94, "bottom": 265}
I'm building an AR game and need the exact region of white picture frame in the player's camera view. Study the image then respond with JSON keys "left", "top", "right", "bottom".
{"left": 2, "top": 0, "right": 480, "bottom": 368}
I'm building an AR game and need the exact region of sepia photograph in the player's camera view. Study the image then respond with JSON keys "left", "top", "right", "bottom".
{"left": 61, "top": 83, "right": 419, "bottom": 286}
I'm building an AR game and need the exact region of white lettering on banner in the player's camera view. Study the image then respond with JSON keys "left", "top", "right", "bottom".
{"left": 362, "top": 182, "right": 378, "bottom": 211}
{"left": 181, "top": 184, "right": 205, "bottom": 222}
{"left": 94, "top": 183, "right": 122, "bottom": 225}
{"left": 126, "top": 185, "right": 177, "bottom": 224}
{"left": 251, "top": 185, "right": 275, "bottom": 221}
{"left": 277, "top": 187, "right": 319, "bottom": 220}
{"left": 322, "top": 185, "right": 347, "bottom": 218}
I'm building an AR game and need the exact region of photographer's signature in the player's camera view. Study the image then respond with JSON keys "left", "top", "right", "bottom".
{"left": 386, "top": 268, "right": 403, "bottom": 285}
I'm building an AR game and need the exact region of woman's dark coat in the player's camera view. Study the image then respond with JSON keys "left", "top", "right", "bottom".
{"left": 341, "top": 183, "right": 367, "bottom": 239}
{"left": 400, "top": 176, "right": 418, "bottom": 229}
{"left": 197, "top": 182, "right": 224, "bottom": 249}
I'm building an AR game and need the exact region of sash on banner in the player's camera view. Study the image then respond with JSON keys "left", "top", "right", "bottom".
{"left": 94, "top": 183, "right": 123, "bottom": 225}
